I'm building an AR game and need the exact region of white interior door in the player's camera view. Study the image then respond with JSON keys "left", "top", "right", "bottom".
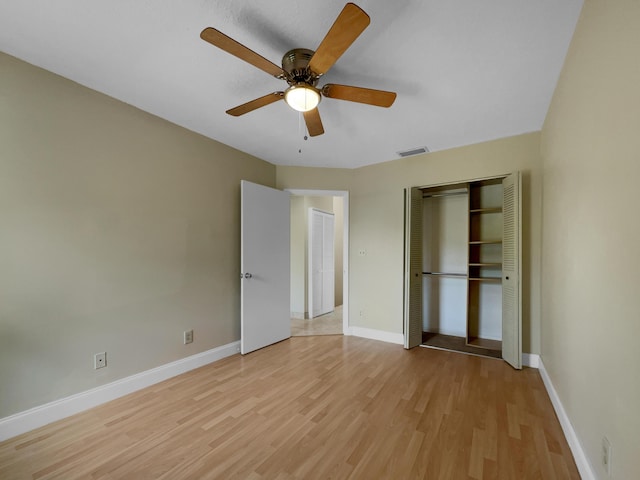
{"left": 241, "top": 181, "right": 290, "bottom": 354}
{"left": 309, "top": 209, "right": 334, "bottom": 318}
{"left": 404, "top": 187, "right": 423, "bottom": 349}
{"left": 502, "top": 172, "right": 522, "bottom": 369}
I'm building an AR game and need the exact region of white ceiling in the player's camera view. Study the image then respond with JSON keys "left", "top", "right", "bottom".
{"left": 0, "top": 0, "right": 583, "bottom": 169}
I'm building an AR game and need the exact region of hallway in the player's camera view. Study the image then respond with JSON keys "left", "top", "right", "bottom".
{"left": 291, "top": 305, "right": 343, "bottom": 336}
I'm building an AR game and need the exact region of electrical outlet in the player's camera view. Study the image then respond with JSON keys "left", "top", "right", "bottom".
{"left": 184, "top": 330, "right": 194, "bottom": 344}
{"left": 602, "top": 436, "right": 612, "bottom": 476}
{"left": 94, "top": 352, "right": 107, "bottom": 369}
{"left": 358, "top": 249, "right": 366, "bottom": 256}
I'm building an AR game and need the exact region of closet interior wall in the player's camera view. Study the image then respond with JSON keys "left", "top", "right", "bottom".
{"left": 422, "top": 188, "right": 468, "bottom": 338}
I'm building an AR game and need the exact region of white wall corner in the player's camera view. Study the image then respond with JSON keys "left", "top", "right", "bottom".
{"left": 538, "top": 358, "right": 597, "bottom": 480}
{"left": 0, "top": 341, "right": 240, "bottom": 442}
{"left": 348, "top": 326, "right": 404, "bottom": 345}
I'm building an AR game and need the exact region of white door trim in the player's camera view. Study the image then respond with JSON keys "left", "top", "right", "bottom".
{"left": 285, "top": 189, "right": 349, "bottom": 335}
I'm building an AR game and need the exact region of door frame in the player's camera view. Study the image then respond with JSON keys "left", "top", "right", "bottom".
{"left": 286, "top": 189, "right": 350, "bottom": 335}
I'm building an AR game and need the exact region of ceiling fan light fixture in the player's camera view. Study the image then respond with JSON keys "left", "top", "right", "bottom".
{"left": 284, "top": 84, "right": 320, "bottom": 112}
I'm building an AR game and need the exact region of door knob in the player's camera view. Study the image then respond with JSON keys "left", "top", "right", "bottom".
{"left": 244, "top": 273, "right": 253, "bottom": 279}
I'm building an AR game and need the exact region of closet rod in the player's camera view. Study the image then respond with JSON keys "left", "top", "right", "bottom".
{"left": 422, "top": 190, "right": 468, "bottom": 199}
{"left": 423, "top": 272, "right": 467, "bottom": 277}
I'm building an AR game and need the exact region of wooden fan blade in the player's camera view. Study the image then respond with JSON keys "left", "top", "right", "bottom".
{"left": 201, "top": 27, "right": 286, "bottom": 78}
{"left": 308, "top": 3, "right": 370, "bottom": 75}
{"left": 322, "top": 84, "right": 397, "bottom": 107}
{"left": 226, "top": 92, "right": 284, "bottom": 116}
{"left": 303, "top": 108, "right": 325, "bottom": 137}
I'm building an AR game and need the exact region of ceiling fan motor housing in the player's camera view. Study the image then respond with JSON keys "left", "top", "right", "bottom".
{"left": 282, "top": 48, "right": 319, "bottom": 86}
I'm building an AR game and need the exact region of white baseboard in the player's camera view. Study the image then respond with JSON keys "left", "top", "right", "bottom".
{"left": 538, "top": 358, "right": 597, "bottom": 480}
{"left": 0, "top": 341, "right": 240, "bottom": 442}
{"left": 348, "top": 326, "right": 404, "bottom": 345}
{"left": 522, "top": 352, "right": 540, "bottom": 368}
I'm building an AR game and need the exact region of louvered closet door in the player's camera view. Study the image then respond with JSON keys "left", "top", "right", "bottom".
{"left": 404, "top": 187, "right": 423, "bottom": 349}
{"left": 502, "top": 172, "right": 522, "bottom": 369}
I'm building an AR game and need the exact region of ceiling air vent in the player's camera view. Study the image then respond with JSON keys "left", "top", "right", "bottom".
{"left": 397, "top": 146, "right": 429, "bottom": 158}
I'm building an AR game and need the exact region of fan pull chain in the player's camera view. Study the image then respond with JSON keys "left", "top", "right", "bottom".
{"left": 298, "top": 112, "right": 308, "bottom": 154}
{"left": 298, "top": 112, "right": 302, "bottom": 153}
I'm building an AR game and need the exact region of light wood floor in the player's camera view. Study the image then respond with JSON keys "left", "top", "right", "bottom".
{"left": 0, "top": 336, "right": 579, "bottom": 479}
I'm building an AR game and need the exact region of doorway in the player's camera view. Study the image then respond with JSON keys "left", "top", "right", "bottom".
{"left": 286, "top": 189, "right": 349, "bottom": 336}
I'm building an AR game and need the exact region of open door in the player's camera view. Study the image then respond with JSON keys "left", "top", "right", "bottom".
{"left": 502, "top": 172, "right": 522, "bottom": 369}
{"left": 404, "top": 187, "right": 423, "bottom": 349}
{"left": 241, "top": 181, "right": 290, "bottom": 354}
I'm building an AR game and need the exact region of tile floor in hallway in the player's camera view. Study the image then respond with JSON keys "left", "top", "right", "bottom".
{"left": 291, "top": 305, "right": 343, "bottom": 336}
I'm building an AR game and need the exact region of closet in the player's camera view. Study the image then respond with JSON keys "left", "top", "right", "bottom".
{"left": 403, "top": 173, "right": 522, "bottom": 369}
{"left": 309, "top": 208, "right": 335, "bottom": 318}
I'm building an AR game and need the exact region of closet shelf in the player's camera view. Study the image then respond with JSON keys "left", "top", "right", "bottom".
{"left": 423, "top": 272, "right": 467, "bottom": 278}
{"left": 469, "top": 263, "right": 502, "bottom": 267}
{"left": 468, "top": 277, "right": 502, "bottom": 282}
{"left": 470, "top": 207, "right": 502, "bottom": 214}
{"left": 469, "top": 240, "right": 502, "bottom": 245}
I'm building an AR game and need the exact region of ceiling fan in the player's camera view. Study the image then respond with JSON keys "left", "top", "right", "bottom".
{"left": 200, "top": 2, "right": 397, "bottom": 137}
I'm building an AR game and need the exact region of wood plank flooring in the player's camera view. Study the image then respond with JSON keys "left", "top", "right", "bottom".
{"left": 0, "top": 336, "right": 579, "bottom": 479}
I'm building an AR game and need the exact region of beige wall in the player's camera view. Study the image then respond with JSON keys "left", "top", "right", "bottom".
{"left": 540, "top": 0, "right": 640, "bottom": 477}
{"left": 0, "top": 52, "right": 275, "bottom": 417}
{"left": 277, "top": 132, "right": 543, "bottom": 354}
